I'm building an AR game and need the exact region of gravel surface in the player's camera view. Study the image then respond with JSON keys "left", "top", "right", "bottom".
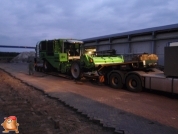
{"left": 0, "top": 69, "right": 114, "bottom": 134}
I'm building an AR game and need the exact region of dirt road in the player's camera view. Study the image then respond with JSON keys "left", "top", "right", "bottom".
{"left": 0, "top": 69, "right": 114, "bottom": 134}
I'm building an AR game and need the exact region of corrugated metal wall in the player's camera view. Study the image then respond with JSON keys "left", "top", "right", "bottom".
{"left": 83, "top": 24, "right": 178, "bottom": 66}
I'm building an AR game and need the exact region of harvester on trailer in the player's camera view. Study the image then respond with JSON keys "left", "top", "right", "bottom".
{"left": 35, "top": 38, "right": 178, "bottom": 94}
{"left": 35, "top": 39, "right": 124, "bottom": 78}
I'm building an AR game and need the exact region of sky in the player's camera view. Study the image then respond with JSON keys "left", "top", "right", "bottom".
{"left": 0, "top": 0, "right": 178, "bottom": 52}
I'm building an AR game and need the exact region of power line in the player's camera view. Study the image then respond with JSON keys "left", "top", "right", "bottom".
{"left": 0, "top": 45, "right": 35, "bottom": 49}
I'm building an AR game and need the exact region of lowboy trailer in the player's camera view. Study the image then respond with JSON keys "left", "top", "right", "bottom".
{"left": 35, "top": 38, "right": 178, "bottom": 93}
{"left": 89, "top": 46, "right": 178, "bottom": 93}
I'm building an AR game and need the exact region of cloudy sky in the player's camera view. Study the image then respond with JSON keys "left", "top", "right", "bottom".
{"left": 0, "top": 0, "right": 178, "bottom": 52}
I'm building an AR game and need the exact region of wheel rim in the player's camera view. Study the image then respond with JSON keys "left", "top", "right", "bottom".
{"left": 112, "top": 77, "right": 119, "bottom": 85}
{"left": 129, "top": 79, "right": 137, "bottom": 89}
{"left": 71, "top": 63, "right": 80, "bottom": 78}
{"left": 110, "top": 73, "right": 124, "bottom": 89}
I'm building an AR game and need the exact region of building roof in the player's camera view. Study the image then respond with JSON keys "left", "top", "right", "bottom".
{"left": 82, "top": 23, "right": 178, "bottom": 42}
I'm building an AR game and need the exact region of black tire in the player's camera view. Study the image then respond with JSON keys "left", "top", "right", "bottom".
{"left": 71, "top": 61, "right": 82, "bottom": 80}
{"left": 109, "top": 73, "right": 123, "bottom": 89}
{"left": 126, "top": 74, "right": 142, "bottom": 92}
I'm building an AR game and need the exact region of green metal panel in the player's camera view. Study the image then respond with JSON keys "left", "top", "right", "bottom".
{"left": 60, "top": 62, "right": 71, "bottom": 73}
{"left": 92, "top": 56, "right": 124, "bottom": 66}
{"left": 80, "top": 54, "right": 95, "bottom": 69}
{"left": 54, "top": 39, "right": 63, "bottom": 53}
{"left": 80, "top": 54, "right": 124, "bottom": 70}
{"left": 45, "top": 55, "right": 59, "bottom": 69}
{"left": 40, "top": 52, "right": 45, "bottom": 59}
{"left": 54, "top": 40, "right": 59, "bottom": 52}
{"left": 59, "top": 53, "right": 68, "bottom": 62}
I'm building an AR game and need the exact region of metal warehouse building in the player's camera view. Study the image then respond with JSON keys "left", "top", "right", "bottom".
{"left": 82, "top": 23, "right": 178, "bottom": 66}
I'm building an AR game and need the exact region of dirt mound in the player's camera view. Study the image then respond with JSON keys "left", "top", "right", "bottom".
{"left": 11, "top": 51, "right": 35, "bottom": 63}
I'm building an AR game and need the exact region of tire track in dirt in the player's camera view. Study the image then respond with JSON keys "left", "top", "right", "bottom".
{"left": 0, "top": 69, "right": 115, "bottom": 134}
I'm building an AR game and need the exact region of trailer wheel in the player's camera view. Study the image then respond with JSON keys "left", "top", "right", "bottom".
{"left": 109, "top": 73, "right": 123, "bottom": 89}
{"left": 126, "top": 74, "right": 142, "bottom": 92}
{"left": 71, "top": 61, "right": 82, "bottom": 80}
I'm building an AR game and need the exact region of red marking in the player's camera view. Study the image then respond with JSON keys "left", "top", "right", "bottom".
{"left": 7, "top": 116, "right": 17, "bottom": 120}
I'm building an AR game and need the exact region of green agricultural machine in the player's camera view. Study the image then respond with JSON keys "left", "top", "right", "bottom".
{"left": 35, "top": 38, "right": 159, "bottom": 92}
{"left": 35, "top": 38, "right": 124, "bottom": 79}
{"left": 35, "top": 39, "right": 83, "bottom": 74}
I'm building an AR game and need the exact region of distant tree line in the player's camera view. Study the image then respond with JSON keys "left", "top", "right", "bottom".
{"left": 0, "top": 52, "right": 19, "bottom": 57}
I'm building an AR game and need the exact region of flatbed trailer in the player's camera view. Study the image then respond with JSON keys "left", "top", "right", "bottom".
{"left": 35, "top": 56, "right": 178, "bottom": 94}
{"left": 94, "top": 46, "right": 178, "bottom": 93}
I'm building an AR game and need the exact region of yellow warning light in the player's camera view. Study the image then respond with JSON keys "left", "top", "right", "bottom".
{"left": 90, "top": 59, "right": 93, "bottom": 62}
